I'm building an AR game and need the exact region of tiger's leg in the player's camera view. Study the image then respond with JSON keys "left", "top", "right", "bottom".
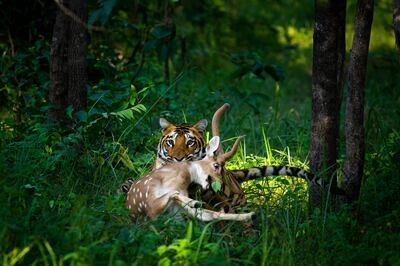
{"left": 118, "top": 178, "right": 135, "bottom": 193}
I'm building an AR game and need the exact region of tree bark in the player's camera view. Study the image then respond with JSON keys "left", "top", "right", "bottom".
{"left": 67, "top": 0, "right": 88, "bottom": 112}
{"left": 343, "top": 0, "right": 374, "bottom": 203}
{"left": 49, "top": 0, "right": 69, "bottom": 121}
{"left": 394, "top": 0, "right": 400, "bottom": 56}
{"left": 310, "top": 0, "right": 346, "bottom": 207}
{"left": 49, "top": 0, "right": 87, "bottom": 122}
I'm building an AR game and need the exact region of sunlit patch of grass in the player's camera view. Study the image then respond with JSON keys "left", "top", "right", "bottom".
{"left": 225, "top": 134, "right": 309, "bottom": 213}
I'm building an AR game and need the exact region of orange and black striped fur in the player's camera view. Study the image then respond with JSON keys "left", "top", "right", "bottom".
{"left": 155, "top": 118, "right": 207, "bottom": 169}
{"left": 119, "top": 118, "right": 207, "bottom": 193}
{"left": 118, "top": 119, "right": 344, "bottom": 196}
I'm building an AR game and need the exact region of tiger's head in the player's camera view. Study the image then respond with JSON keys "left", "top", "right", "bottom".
{"left": 157, "top": 118, "right": 208, "bottom": 166}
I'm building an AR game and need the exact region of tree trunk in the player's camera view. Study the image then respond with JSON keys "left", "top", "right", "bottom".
{"left": 67, "top": 0, "right": 88, "bottom": 112}
{"left": 49, "top": 0, "right": 69, "bottom": 121}
{"left": 49, "top": 0, "right": 87, "bottom": 122}
{"left": 394, "top": 0, "right": 400, "bottom": 56}
{"left": 343, "top": 0, "right": 374, "bottom": 203}
{"left": 310, "top": 0, "right": 346, "bottom": 207}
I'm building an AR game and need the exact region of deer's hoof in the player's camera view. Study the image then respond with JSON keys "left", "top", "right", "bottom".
{"left": 193, "top": 201, "right": 202, "bottom": 208}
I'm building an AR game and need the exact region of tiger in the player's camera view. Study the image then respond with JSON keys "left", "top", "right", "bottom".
{"left": 118, "top": 118, "right": 208, "bottom": 193}
{"left": 155, "top": 118, "right": 208, "bottom": 169}
{"left": 118, "top": 118, "right": 344, "bottom": 205}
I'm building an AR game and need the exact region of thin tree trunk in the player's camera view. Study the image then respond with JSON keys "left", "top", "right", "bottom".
{"left": 49, "top": 0, "right": 87, "bottom": 122}
{"left": 310, "top": 0, "right": 346, "bottom": 207}
{"left": 67, "top": 0, "right": 87, "bottom": 111}
{"left": 49, "top": 0, "right": 69, "bottom": 121}
{"left": 343, "top": 0, "right": 374, "bottom": 203}
{"left": 394, "top": 0, "right": 400, "bottom": 56}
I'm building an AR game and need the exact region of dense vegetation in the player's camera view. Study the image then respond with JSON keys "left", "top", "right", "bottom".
{"left": 1, "top": 1, "right": 400, "bottom": 265}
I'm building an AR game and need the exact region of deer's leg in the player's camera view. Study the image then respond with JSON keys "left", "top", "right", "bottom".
{"left": 179, "top": 204, "right": 256, "bottom": 222}
{"left": 148, "top": 191, "right": 201, "bottom": 219}
{"left": 171, "top": 192, "right": 203, "bottom": 208}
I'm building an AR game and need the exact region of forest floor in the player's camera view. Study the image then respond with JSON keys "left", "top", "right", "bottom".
{"left": 1, "top": 42, "right": 400, "bottom": 265}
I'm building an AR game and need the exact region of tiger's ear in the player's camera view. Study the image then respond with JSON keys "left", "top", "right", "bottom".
{"left": 194, "top": 119, "right": 208, "bottom": 133}
{"left": 206, "top": 136, "right": 220, "bottom": 157}
{"left": 159, "top": 118, "right": 171, "bottom": 130}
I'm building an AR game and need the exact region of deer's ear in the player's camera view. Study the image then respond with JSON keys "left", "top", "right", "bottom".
{"left": 194, "top": 119, "right": 208, "bottom": 133}
{"left": 206, "top": 136, "right": 220, "bottom": 157}
{"left": 159, "top": 118, "right": 171, "bottom": 130}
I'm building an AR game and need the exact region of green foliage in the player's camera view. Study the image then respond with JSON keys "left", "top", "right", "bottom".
{"left": 211, "top": 180, "right": 222, "bottom": 193}
{"left": 0, "top": 39, "right": 50, "bottom": 125}
{"left": 229, "top": 52, "right": 285, "bottom": 82}
{"left": 89, "top": 0, "right": 118, "bottom": 26}
{"left": 1, "top": 0, "right": 400, "bottom": 265}
{"left": 156, "top": 222, "right": 217, "bottom": 265}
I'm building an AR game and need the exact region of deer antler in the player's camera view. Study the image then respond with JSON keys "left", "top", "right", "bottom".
{"left": 211, "top": 103, "right": 230, "bottom": 155}
{"left": 220, "top": 136, "right": 243, "bottom": 162}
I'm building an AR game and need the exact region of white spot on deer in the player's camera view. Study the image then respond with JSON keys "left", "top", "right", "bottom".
{"left": 144, "top": 179, "right": 149, "bottom": 185}
{"left": 140, "top": 192, "right": 142, "bottom": 198}
{"left": 128, "top": 205, "right": 131, "bottom": 209}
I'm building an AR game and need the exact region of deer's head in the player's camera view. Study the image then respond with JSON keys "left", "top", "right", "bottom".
{"left": 192, "top": 135, "right": 241, "bottom": 190}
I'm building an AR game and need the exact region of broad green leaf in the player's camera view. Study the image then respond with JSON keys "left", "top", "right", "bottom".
{"left": 211, "top": 181, "right": 222, "bottom": 192}
{"left": 131, "top": 104, "right": 146, "bottom": 114}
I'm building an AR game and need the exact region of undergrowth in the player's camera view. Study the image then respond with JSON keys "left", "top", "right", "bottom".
{"left": 1, "top": 96, "right": 399, "bottom": 265}
{"left": 1, "top": 19, "right": 400, "bottom": 266}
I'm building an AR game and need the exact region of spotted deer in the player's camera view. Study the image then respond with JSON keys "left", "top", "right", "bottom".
{"left": 125, "top": 135, "right": 255, "bottom": 222}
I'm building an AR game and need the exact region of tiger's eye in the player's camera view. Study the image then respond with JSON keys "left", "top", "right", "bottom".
{"left": 187, "top": 140, "right": 195, "bottom": 146}
{"left": 167, "top": 140, "right": 174, "bottom": 147}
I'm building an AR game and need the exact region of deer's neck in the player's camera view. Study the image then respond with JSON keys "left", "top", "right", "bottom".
{"left": 187, "top": 161, "right": 208, "bottom": 189}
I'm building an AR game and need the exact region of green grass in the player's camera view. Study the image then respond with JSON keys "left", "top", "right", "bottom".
{"left": 1, "top": 68, "right": 400, "bottom": 265}
{"left": 1, "top": 11, "right": 400, "bottom": 265}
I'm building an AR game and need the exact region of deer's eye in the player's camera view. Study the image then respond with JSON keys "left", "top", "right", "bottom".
{"left": 166, "top": 139, "right": 174, "bottom": 147}
{"left": 213, "top": 163, "right": 220, "bottom": 170}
